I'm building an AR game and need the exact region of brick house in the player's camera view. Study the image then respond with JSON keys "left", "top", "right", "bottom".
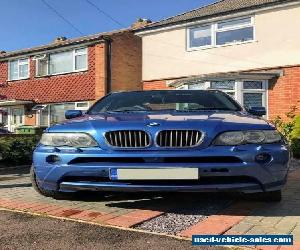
{"left": 0, "top": 28, "right": 142, "bottom": 132}
{"left": 135, "top": 0, "right": 300, "bottom": 119}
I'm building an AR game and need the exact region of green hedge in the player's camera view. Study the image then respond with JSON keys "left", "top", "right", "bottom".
{"left": 291, "top": 116, "right": 300, "bottom": 138}
{"left": 0, "top": 135, "right": 40, "bottom": 166}
{"left": 291, "top": 138, "right": 300, "bottom": 159}
{"left": 291, "top": 116, "right": 300, "bottom": 158}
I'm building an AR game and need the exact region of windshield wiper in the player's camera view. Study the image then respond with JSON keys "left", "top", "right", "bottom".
{"left": 178, "top": 108, "right": 236, "bottom": 112}
{"left": 107, "top": 110, "right": 147, "bottom": 113}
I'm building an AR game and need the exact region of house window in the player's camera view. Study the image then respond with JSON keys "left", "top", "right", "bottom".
{"left": 9, "top": 58, "right": 29, "bottom": 80}
{"left": 216, "top": 17, "right": 254, "bottom": 46}
{"left": 74, "top": 48, "right": 88, "bottom": 71}
{"left": 50, "top": 103, "right": 75, "bottom": 124}
{"left": 177, "top": 80, "right": 267, "bottom": 115}
{"left": 189, "top": 25, "right": 212, "bottom": 48}
{"left": 188, "top": 16, "right": 254, "bottom": 49}
{"left": 241, "top": 80, "right": 265, "bottom": 109}
{"left": 36, "top": 55, "right": 49, "bottom": 77}
{"left": 210, "top": 80, "right": 235, "bottom": 90}
{"left": 75, "top": 102, "right": 89, "bottom": 110}
{"left": 36, "top": 47, "right": 87, "bottom": 76}
{"left": 243, "top": 93, "right": 263, "bottom": 108}
{"left": 50, "top": 51, "right": 73, "bottom": 75}
{"left": 210, "top": 80, "right": 236, "bottom": 98}
{"left": 35, "top": 102, "right": 89, "bottom": 127}
{"left": 243, "top": 81, "right": 263, "bottom": 90}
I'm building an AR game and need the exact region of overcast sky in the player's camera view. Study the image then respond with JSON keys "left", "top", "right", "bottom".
{"left": 0, "top": 0, "right": 215, "bottom": 52}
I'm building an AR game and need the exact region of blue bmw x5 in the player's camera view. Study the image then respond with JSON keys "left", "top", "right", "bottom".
{"left": 31, "top": 90, "right": 289, "bottom": 201}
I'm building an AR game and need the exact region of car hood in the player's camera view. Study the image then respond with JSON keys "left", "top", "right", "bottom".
{"left": 50, "top": 112, "right": 273, "bottom": 129}
{"left": 47, "top": 111, "right": 274, "bottom": 149}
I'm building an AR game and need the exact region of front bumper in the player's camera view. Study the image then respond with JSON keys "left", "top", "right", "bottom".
{"left": 33, "top": 143, "right": 290, "bottom": 194}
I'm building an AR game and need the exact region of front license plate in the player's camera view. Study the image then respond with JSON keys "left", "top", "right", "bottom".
{"left": 110, "top": 168, "right": 199, "bottom": 180}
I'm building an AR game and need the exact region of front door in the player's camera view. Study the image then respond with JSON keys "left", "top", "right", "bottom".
{"left": 10, "top": 108, "right": 24, "bottom": 132}
{"left": 0, "top": 107, "right": 9, "bottom": 130}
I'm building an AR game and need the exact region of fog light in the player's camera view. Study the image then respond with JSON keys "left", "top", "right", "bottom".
{"left": 255, "top": 153, "right": 272, "bottom": 164}
{"left": 46, "top": 155, "right": 61, "bottom": 164}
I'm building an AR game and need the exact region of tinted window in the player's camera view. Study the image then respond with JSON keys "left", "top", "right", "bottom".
{"left": 89, "top": 91, "right": 241, "bottom": 114}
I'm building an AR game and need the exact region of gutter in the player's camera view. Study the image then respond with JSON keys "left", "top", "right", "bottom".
{"left": 104, "top": 37, "right": 112, "bottom": 94}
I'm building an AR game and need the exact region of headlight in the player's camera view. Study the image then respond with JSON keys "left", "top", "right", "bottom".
{"left": 214, "top": 130, "right": 282, "bottom": 146}
{"left": 40, "top": 133, "right": 98, "bottom": 147}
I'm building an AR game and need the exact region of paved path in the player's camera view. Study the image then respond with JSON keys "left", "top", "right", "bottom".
{"left": 0, "top": 160, "right": 300, "bottom": 250}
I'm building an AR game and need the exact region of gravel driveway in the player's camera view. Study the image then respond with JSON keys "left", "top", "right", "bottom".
{"left": 136, "top": 196, "right": 232, "bottom": 235}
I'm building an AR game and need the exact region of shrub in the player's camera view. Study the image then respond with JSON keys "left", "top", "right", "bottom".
{"left": 0, "top": 135, "right": 40, "bottom": 166}
{"left": 273, "top": 106, "right": 297, "bottom": 141}
{"left": 291, "top": 116, "right": 300, "bottom": 138}
{"left": 291, "top": 138, "right": 300, "bottom": 159}
{"left": 291, "top": 116, "right": 300, "bottom": 158}
{"left": 272, "top": 105, "right": 300, "bottom": 159}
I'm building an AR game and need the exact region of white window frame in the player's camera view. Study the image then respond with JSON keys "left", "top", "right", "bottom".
{"left": 8, "top": 58, "right": 30, "bottom": 81}
{"left": 35, "top": 47, "right": 88, "bottom": 77}
{"left": 215, "top": 17, "right": 255, "bottom": 46}
{"left": 240, "top": 80, "right": 268, "bottom": 117}
{"left": 187, "top": 25, "right": 213, "bottom": 50}
{"left": 209, "top": 80, "right": 236, "bottom": 96}
{"left": 74, "top": 48, "right": 88, "bottom": 72}
{"left": 35, "top": 54, "right": 49, "bottom": 77}
{"left": 187, "top": 16, "right": 255, "bottom": 51}
{"left": 36, "top": 105, "right": 50, "bottom": 127}
{"left": 75, "top": 102, "right": 90, "bottom": 110}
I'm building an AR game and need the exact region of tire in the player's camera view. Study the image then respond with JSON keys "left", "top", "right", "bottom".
{"left": 30, "top": 166, "right": 69, "bottom": 200}
{"left": 260, "top": 190, "right": 282, "bottom": 202}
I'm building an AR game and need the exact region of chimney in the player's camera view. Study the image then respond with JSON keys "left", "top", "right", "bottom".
{"left": 53, "top": 36, "right": 67, "bottom": 43}
{"left": 131, "top": 18, "right": 152, "bottom": 29}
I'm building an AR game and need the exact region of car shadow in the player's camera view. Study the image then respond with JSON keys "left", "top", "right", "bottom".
{"left": 0, "top": 165, "right": 30, "bottom": 176}
{"left": 67, "top": 189, "right": 300, "bottom": 217}
{"left": 0, "top": 183, "right": 32, "bottom": 188}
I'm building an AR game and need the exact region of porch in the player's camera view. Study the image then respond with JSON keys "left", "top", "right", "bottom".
{"left": 0, "top": 99, "right": 90, "bottom": 133}
{"left": 0, "top": 100, "right": 33, "bottom": 133}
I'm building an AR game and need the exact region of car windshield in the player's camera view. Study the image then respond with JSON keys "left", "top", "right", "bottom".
{"left": 88, "top": 90, "right": 242, "bottom": 114}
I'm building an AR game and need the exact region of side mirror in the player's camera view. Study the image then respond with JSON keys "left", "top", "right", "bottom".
{"left": 246, "top": 107, "right": 266, "bottom": 117}
{"left": 65, "top": 110, "right": 83, "bottom": 119}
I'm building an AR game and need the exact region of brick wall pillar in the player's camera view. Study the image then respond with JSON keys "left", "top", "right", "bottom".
{"left": 94, "top": 43, "right": 107, "bottom": 100}
{"left": 143, "top": 80, "right": 172, "bottom": 90}
{"left": 268, "top": 66, "right": 300, "bottom": 119}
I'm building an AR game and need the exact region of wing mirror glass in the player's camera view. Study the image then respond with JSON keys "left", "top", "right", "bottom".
{"left": 246, "top": 107, "right": 266, "bottom": 117}
{"left": 65, "top": 110, "right": 83, "bottom": 119}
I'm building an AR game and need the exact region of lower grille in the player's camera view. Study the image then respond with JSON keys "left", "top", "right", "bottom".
{"left": 105, "top": 130, "right": 150, "bottom": 148}
{"left": 68, "top": 156, "right": 243, "bottom": 165}
{"left": 156, "top": 130, "right": 203, "bottom": 148}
